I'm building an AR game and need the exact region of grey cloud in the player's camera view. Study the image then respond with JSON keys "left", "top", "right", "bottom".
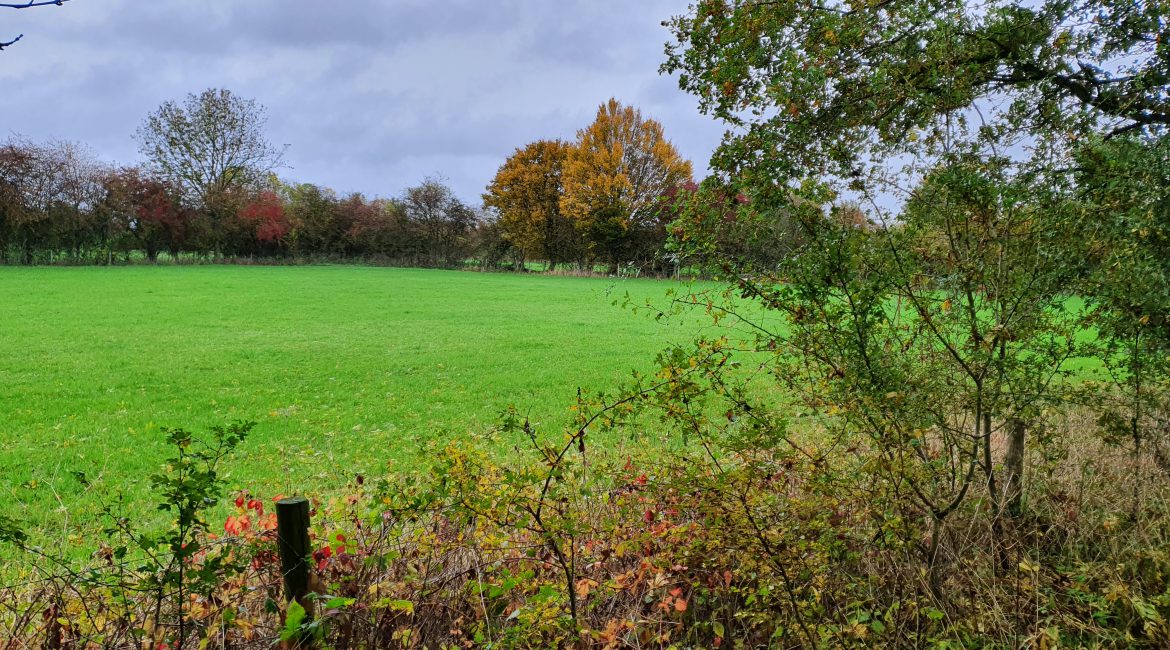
{"left": 1, "top": 0, "right": 724, "bottom": 203}
{"left": 54, "top": 1, "right": 513, "bottom": 56}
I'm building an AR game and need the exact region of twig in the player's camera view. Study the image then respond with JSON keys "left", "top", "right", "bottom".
{"left": 2, "top": 0, "right": 69, "bottom": 50}
{"left": 0, "top": 1, "right": 69, "bottom": 9}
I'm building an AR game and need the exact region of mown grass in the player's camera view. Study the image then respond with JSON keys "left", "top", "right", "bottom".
{"left": 0, "top": 266, "right": 711, "bottom": 550}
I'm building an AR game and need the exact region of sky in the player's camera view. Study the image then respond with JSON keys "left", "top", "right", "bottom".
{"left": 0, "top": 0, "right": 726, "bottom": 204}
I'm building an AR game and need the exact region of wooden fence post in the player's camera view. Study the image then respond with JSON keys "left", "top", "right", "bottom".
{"left": 276, "top": 497, "right": 312, "bottom": 607}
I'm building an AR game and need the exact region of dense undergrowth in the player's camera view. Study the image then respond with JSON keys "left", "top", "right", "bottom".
{"left": 2, "top": 386, "right": 1168, "bottom": 648}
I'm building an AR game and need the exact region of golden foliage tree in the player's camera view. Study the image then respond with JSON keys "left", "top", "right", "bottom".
{"left": 561, "top": 98, "right": 693, "bottom": 267}
{"left": 483, "top": 139, "right": 580, "bottom": 270}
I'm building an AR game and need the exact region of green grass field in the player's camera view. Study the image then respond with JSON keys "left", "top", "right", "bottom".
{"left": 0, "top": 266, "right": 709, "bottom": 548}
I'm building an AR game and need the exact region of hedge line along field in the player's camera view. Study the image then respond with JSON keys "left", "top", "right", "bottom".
{"left": 0, "top": 266, "right": 709, "bottom": 549}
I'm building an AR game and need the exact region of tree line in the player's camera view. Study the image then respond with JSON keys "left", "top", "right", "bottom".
{"left": 483, "top": 98, "right": 692, "bottom": 273}
{"left": 0, "top": 90, "right": 698, "bottom": 273}
{"left": 0, "top": 139, "right": 482, "bottom": 267}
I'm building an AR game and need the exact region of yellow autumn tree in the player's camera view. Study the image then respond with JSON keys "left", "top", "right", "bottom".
{"left": 561, "top": 98, "right": 693, "bottom": 269}
{"left": 482, "top": 139, "right": 581, "bottom": 271}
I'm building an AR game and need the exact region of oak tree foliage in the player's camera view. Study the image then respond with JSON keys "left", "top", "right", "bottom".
{"left": 664, "top": 0, "right": 1170, "bottom": 193}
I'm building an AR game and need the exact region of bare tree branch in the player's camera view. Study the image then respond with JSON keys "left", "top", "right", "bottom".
{"left": 3, "top": 0, "right": 69, "bottom": 51}
{"left": 1, "top": 1, "right": 68, "bottom": 9}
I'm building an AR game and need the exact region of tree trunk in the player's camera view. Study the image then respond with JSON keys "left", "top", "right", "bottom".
{"left": 1003, "top": 418, "right": 1026, "bottom": 518}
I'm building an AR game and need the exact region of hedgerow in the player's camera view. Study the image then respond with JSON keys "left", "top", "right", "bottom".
{"left": 3, "top": 386, "right": 1169, "bottom": 649}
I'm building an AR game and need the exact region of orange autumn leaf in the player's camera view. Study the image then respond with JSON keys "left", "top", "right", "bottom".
{"left": 575, "top": 578, "right": 598, "bottom": 599}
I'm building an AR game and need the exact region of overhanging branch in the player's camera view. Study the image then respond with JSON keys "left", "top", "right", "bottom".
{"left": 3, "top": 0, "right": 69, "bottom": 51}
{"left": 1, "top": 1, "right": 68, "bottom": 8}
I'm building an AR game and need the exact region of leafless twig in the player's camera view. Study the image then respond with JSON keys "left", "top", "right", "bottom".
{"left": 2, "top": 0, "right": 69, "bottom": 51}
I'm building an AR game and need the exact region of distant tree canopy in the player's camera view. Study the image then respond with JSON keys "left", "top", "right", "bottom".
{"left": 484, "top": 99, "right": 694, "bottom": 272}
{"left": 0, "top": 137, "right": 102, "bottom": 263}
{"left": 562, "top": 99, "right": 692, "bottom": 224}
{"left": 0, "top": 134, "right": 488, "bottom": 266}
{"left": 402, "top": 178, "right": 480, "bottom": 267}
{"left": 136, "top": 89, "right": 285, "bottom": 217}
{"left": 1, "top": 0, "right": 70, "bottom": 51}
{"left": 483, "top": 139, "right": 580, "bottom": 271}
{"left": 97, "top": 167, "right": 192, "bottom": 261}
{"left": 4, "top": 91, "right": 696, "bottom": 274}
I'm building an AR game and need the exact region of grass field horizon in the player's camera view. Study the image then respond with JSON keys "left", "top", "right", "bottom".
{"left": 0, "top": 265, "right": 711, "bottom": 550}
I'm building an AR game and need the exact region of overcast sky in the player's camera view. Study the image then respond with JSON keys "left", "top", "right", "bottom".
{"left": 0, "top": 0, "right": 726, "bottom": 203}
